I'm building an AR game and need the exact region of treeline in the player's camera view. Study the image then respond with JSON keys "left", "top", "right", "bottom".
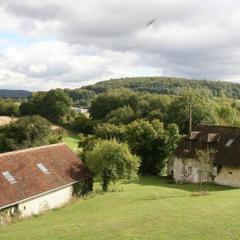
{"left": 84, "top": 76, "right": 240, "bottom": 99}
{"left": 0, "top": 89, "right": 31, "bottom": 99}
{"left": 8, "top": 78, "right": 240, "bottom": 177}
{"left": 71, "top": 88, "right": 240, "bottom": 133}
{"left": 68, "top": 88, "right": 240, "bottom": 175}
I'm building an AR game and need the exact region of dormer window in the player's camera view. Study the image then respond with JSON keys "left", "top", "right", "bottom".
{"left": 37, "top": 163, "right": 50, "bottom": 174}
{"left": 225, "top": 139, "right": 234, "bottom": 148}
{"left": 2, "top": 171, "right": 17, "bottom": 184}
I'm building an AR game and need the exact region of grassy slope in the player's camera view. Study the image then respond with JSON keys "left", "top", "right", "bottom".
{"left": 62, "top": 132, "right": 80, "bottom": 152}
{"left": 1, "top": 177, "right": 240, "bottom": 240}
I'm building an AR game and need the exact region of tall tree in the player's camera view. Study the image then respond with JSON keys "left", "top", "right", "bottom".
{"left": 89, "top": 89, "right": 138, "bottom": 120}
{"left": 167, "top": 90, "right": 217, "bottom": 133}
{"left": 125, "top": 119, "right": 180, "bottom": 175}
{"left": 85, "top": 139, "right": 140, "bottom": 191}
{"left": 19, "top": 89, "right": 72, "bottom": 123}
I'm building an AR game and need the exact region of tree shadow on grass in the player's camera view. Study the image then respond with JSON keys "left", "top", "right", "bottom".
{"left": 134, "top": 176, "right": 238, "bottom": 193}
{"left": 132, "top": 194, "right": 193, "bottom": 202}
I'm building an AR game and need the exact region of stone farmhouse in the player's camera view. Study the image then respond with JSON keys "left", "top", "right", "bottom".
{"left": 168, "top": 124, "right": 240, "bottom": 187}
{"left": 0, "top": 143, "right": 92, "bottom": 224}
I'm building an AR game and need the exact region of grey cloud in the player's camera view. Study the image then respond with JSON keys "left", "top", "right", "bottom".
{"left": 1, "top": 0, "right": 240, "bottom": 89}
{"left": 3, "top": 1, "right": 62, "bottom": 21}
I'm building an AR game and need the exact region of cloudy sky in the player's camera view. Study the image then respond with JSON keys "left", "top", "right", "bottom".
{"left": 0, "top": 0, "right": 240, "bottom": 90}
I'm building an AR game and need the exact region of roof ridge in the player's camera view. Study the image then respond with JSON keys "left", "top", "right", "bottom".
{"left": 0, "top": 143, "right": 67, "bottom": 158}
{"left": 197, "top": 124, "right": 240, "bottom": 129}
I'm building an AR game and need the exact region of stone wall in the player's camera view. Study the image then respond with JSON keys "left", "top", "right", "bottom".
{"left": 214, "top": 166, "right": 240, "bottom": 187}
{"left": 169, "top": 156, "right": 240, "bottom": 187}
{"left": 167, "top": 157, "right": 174, "bottom": 176}
{"left": 0, "top": 206, "right": 18, "bottom": 225}
{"left": 172, "top": 157, "right": 213, "bottom": 183}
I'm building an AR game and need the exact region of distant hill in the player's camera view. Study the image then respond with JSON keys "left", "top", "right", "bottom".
{"left": 0, "top": 89, "right": 31, "bottom": 99}
{"left": 84, "top": 77, "right": 240, "bottom": 99}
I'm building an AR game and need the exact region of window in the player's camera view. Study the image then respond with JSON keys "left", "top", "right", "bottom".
{"left": 225, "top": 139, "right": 234, "bottom": 147}
{"left": 37, "top": 163, "right": 50, "bottom": 174}
{"left": 2, "top": 171, "right": 17, "bottom": 184}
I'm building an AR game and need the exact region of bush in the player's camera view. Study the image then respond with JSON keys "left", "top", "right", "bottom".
{"left": 70, "top": 113, "right": 98, "bottom": 134}
{"left": 73, "top": 179, "right": 93, "bottom": 196}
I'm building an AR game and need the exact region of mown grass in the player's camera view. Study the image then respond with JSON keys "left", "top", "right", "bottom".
{"left": 0, "top": 176, "right": 240, "bottom": 240}
{"left": 62, "top": 132, "right": 80, "bottom": 152}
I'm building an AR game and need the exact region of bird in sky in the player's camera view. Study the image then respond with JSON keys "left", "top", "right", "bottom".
{"left": 146, "top": 19, "right": 156, "bottom": 27}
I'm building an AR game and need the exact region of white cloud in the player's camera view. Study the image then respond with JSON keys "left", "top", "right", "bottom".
{"left": 0, "top": 39, "right": 157, "bottom": 90}
{"left": 0, "top": 0, "right": 240, "bottom": 90}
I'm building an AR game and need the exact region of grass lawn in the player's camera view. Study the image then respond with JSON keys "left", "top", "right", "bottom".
{"left": 1, "top": 176, "right": 240, "bottom": 240}
{"left": 62, "top": 132, "right": 81, "bottom": 152}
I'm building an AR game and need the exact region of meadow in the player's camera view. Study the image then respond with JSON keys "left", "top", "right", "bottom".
{"left": 62, "top": 132, "right": 81, "bottom": 152}
{"left": 0, "top": 176, "right": 240, "bottom": 240}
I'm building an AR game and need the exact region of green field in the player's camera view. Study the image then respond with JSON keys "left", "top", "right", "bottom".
{"left": 0, "top": 177, "right": 240, "bottom": 240}
{"left": 62, "top": 132, "right": 80, "bottom": 152}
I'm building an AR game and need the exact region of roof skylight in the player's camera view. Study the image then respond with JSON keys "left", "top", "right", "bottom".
{"left": 2, "top": 171, "right": 17, "bottom": 184}
{"left": 225, "top": 139, "right": 234, "bottom": 148}
{"left": 37, "top": 163, "right": 50, "bottom": 174}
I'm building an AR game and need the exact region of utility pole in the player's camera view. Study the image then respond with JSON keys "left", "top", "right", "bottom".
{"left": 189, "top": 103, "right": 192, "bottom": 135}
{"left": 188, "top": 102, "right": 192, "bottom": 151}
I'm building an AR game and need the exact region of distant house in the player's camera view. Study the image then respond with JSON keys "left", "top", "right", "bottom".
{"left": 0, "top": 143, "right": 92, "bottom": 224}
{"left": 72, "top": 107, "right": 88, "bottom": 114}
{"left": 168, "top": 124, "right": 240, "bottom": 187}
{"left": 50, "top": 125, "right": 64, "bottom": 135}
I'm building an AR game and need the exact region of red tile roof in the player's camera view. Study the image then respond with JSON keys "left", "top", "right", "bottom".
{"left": 0, "top": 143, "right": 92, "bottom": 209}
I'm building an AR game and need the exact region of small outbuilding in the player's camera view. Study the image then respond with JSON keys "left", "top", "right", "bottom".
{"left": 0, "top": 143, "right": 92, "bottom": 224}
{"left": 168, "top": 124, "right": 240, "bottom": 187}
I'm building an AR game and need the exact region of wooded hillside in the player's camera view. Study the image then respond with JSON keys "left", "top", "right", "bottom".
{"left": 84, "top": 77, "right": 240, "bottom": 98}
{"left": 0, "top": 89, "right": 31, "bottom": 99}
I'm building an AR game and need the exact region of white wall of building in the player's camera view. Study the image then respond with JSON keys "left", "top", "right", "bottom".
{"left": 18, "top": 185, "right": 73, "bottom": 217}
{"left": 214, "top": 167, "right": 240, "bottom": 187}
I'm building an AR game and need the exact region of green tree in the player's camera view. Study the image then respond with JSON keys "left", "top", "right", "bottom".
{"left": 85, "top": 139, "right": 140, "bottom": 191}
{"left": 70, "top": 113, "right": 98, "bottom": 134}
{"left": 167, "top": 90, "right": 217, "bottom": 133}
{"left": 94, "top": 123, "right": 126, "bottom": 141}
{"left": 0, "top": 115, "right": 52, "bottom": 153}
{"left": 105, "top": 105, "right": 136, "bottom": 125}
{"left": 125, "top": 119, "right": 180, "bottom": 175}
{"left": 19, "top": 89, "right": 73, "bottom": 123}
{"left": 89, "top": 89, "right": 138, "bottom": 119}
{"left": 19, "top": 92, "right": 45, "bottom": 116}
{"left": 42, "top": 89, "right": 72, "bottom": 123}
{"left": 64, "top": 88, "right": 96, "bottom": 107}
{"left": 0, "top": 98, "right": 20, "bottom": 116}
{"left": 217, "top": 106, "right": 238, "bottom": 126}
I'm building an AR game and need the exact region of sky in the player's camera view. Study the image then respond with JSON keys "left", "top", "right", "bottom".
{"left": 0, "top": 0, "right": 240, "bottom": 90}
